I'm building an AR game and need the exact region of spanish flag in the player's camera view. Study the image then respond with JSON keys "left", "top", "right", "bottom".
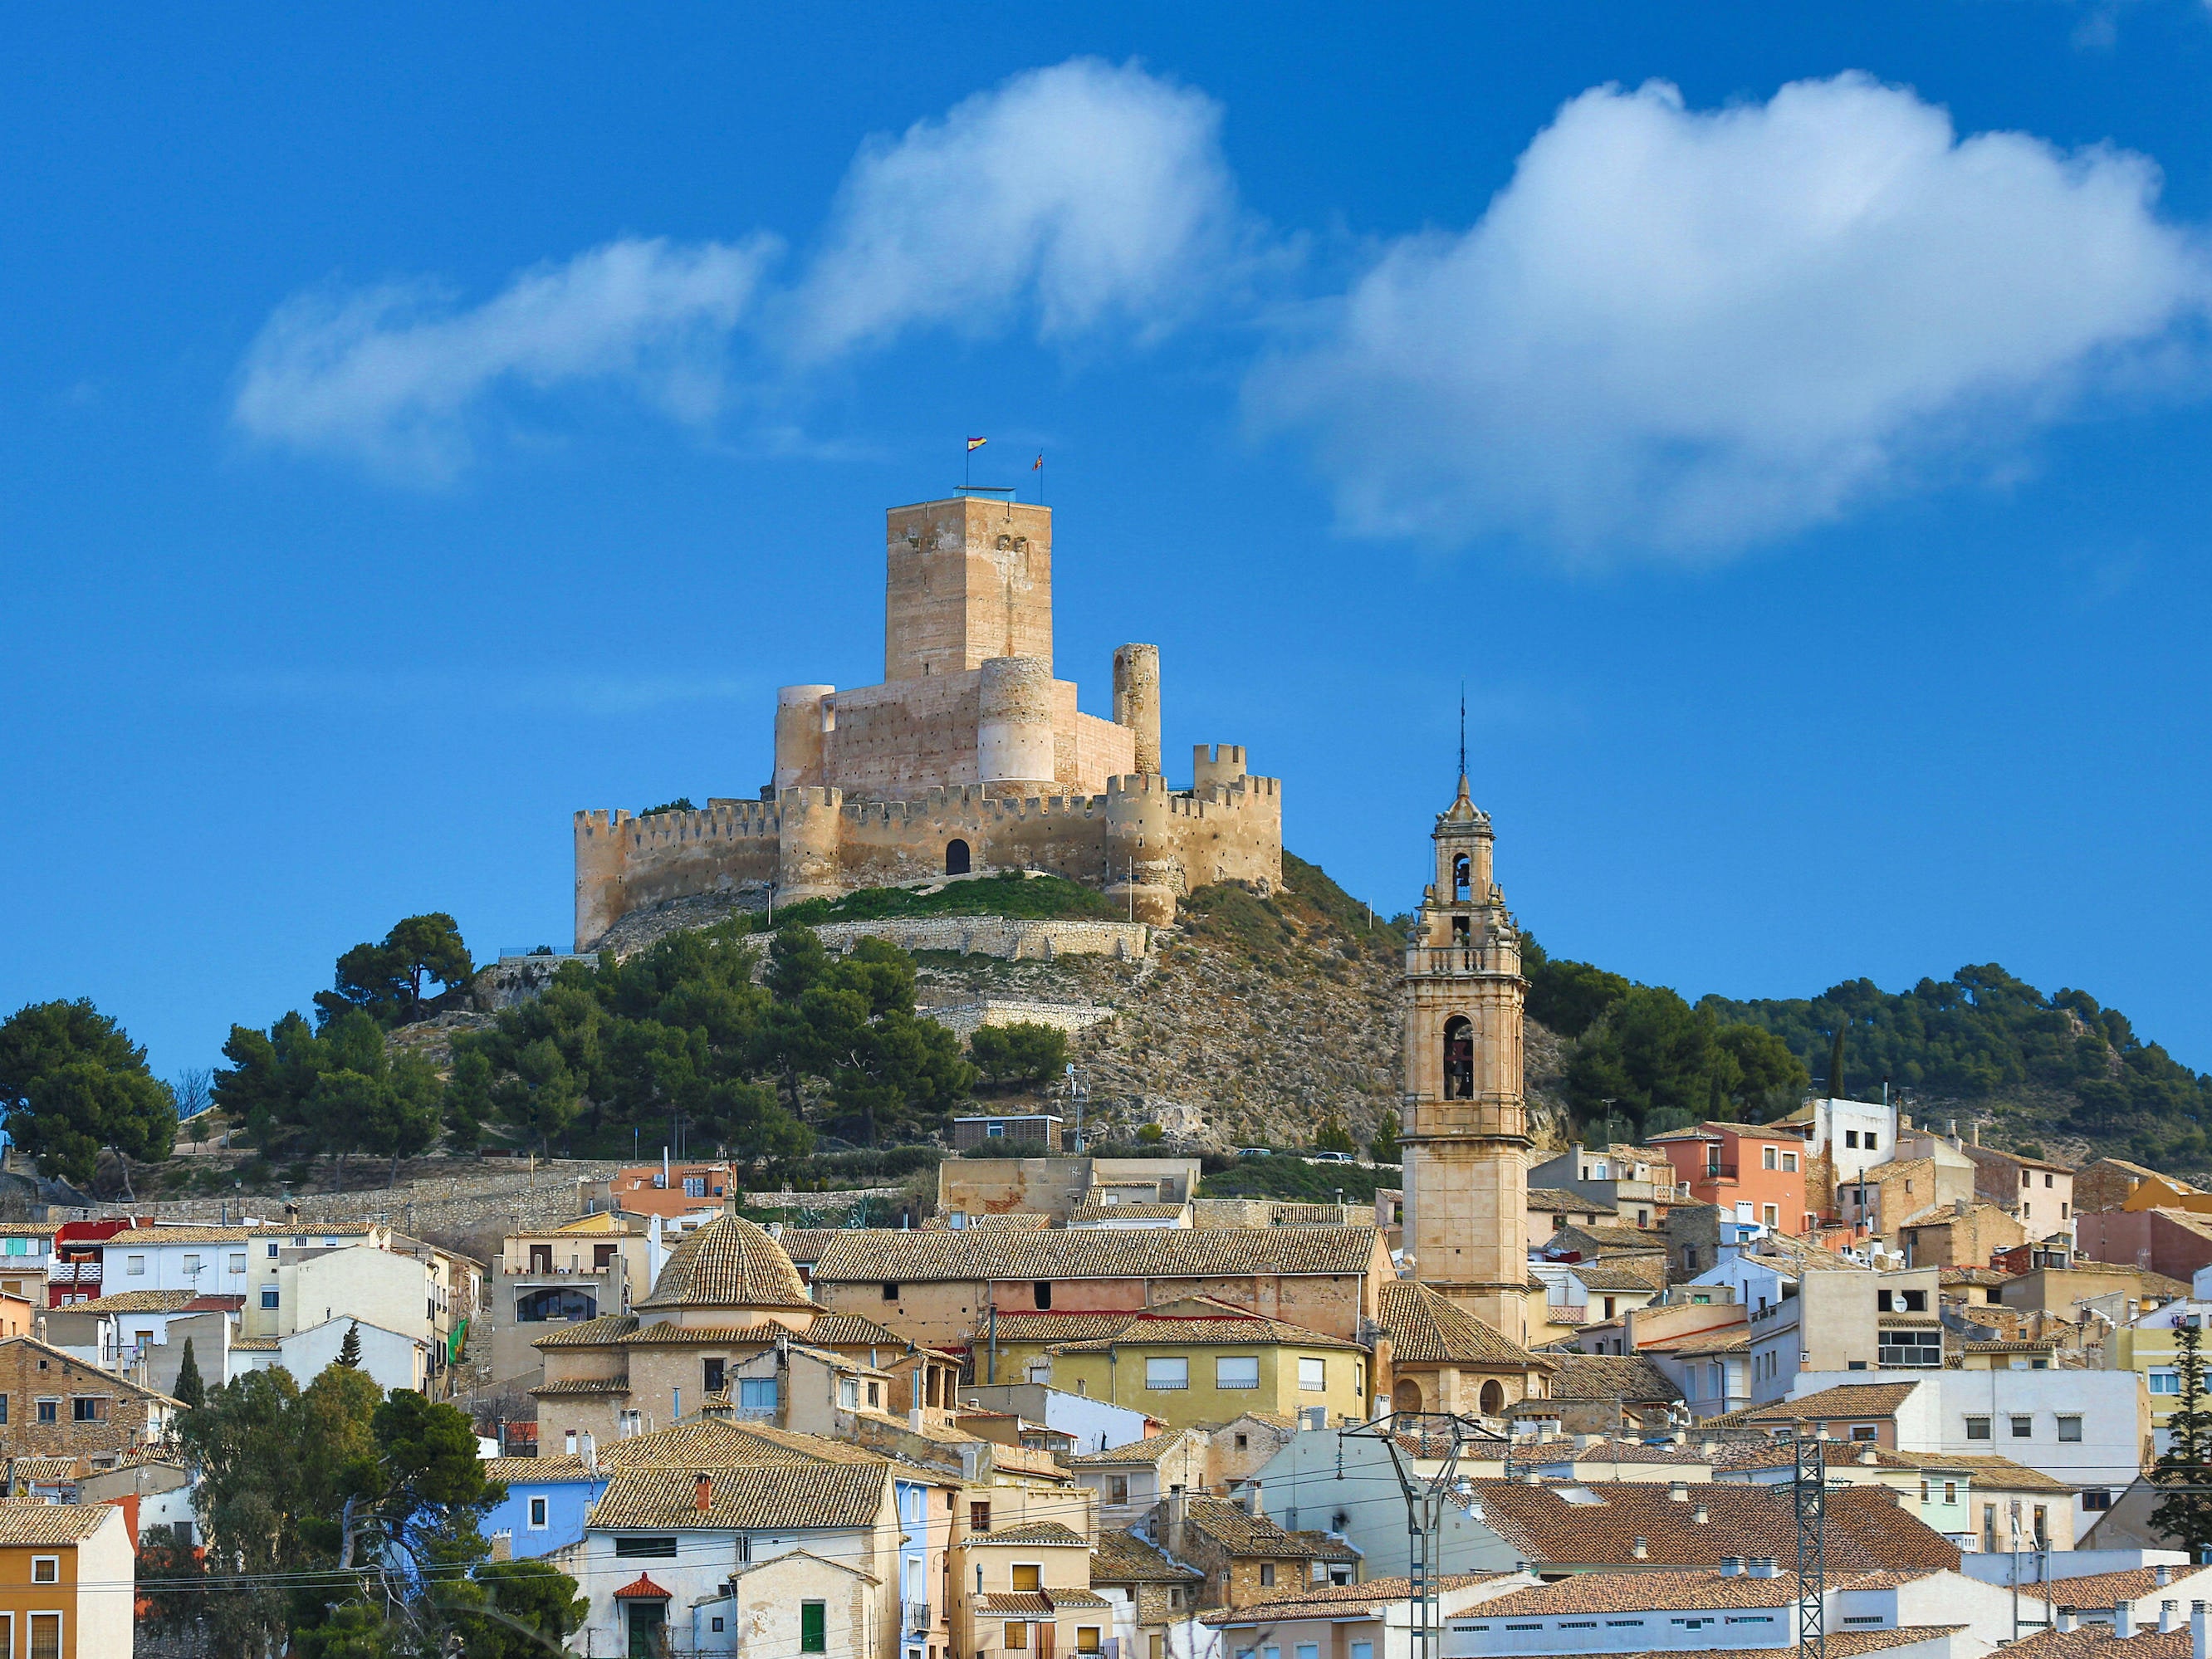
{"left": 967, "top": 436, "right": 988, "bottom": 451}
{"left": 1033, "top": 452, "right": 1043, "bottom": 470}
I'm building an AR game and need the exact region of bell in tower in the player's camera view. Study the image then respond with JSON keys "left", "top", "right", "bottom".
{"left": 1398, "top": 773, "right": 1530, "bottom": 1338}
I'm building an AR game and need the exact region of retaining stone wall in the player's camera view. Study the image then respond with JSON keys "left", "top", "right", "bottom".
{"left": 816, "top": 916, "right": 1151, "bottom": 962}
{"left": 919, "top": 999, "right": 1116, "bottom": 1040}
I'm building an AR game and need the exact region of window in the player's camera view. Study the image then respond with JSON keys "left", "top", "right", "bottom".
{"left": 1216, "top": 1357, "right": 1260, "bottom": 1390}
{"left": 2044, "top": 1172, "right": 2054, "bottom": 1188}
{"left": 267, "top": 1242, "right": 279, "bottom": 1258}
{"left": 1965, "top": 1416, "right": 1990, "bottom": 1440}
{"left": 1443, "top": 1016, "right": 1475, "bottom": 1099}
{"left": 1761, "top": 1205, "right": 1779, "bottom": 1227}
{"left": 2058, "top": 1416, "right": 2082, "bottom": 1443}
{"left": 228, "top": 1252, "right": 245, "bottom": 1274}
{"left": 741, "top": 1378, "right": 778, "bottom": 1410}
{"left": 1299, "top": 1358, "right": 1326, "bottom": 1392}
{"left": 1034, "top": 1282, "right": 1053, "bottom": 1310}
{"left": 702, "top": 1358, "right": 726, "bottom": 1394}
{"left": 1351, "top": 1645, "right": 1374, "bottom": 1659}
{"left": 971, "top": 1503, "right": 991, "bottom": 1533}
{"left": 1011, "top": 1565, "right": 1042, "bottom": 1592}
{"left": 803, "top": 1602, "right": 827, "bottom": 1654}
{"left": 260, "top": 1289, "right": 279, "bottom": 1309}
{"left": 839, "top": 1378, "right": 859, "bottom": 1409}
{"left": 28, "top": 1613, "right": 56, "bottom": 1659}
{"left": 1849, "top": 1426, "right": 1877, "bottom": 1441}
{"left": 1259, "top": 1564, "right": 1276, "bottom": 1588}
{"left": 2033, "top": 1505, "right": 2048, "bottom": 1549}
{"left": 1108, "top": 1475, "right": 1129, "bottom": 1505}
{"left": 29, "top": 1556, "right": 56, "bottom": 1584}
{"left": 2010, "top": 1415, "right": 2033, "bottom": 1438}
{"left": 1764, "top": 1146, "right": 1779, "bottom": 1171}
{"left": 1919, "top": 1480, "right": 1929, "bottom": 1502}
{"left": 1877, "top": 1330, "right": 1941, "bottom": 1368}
{"left": 2084, "top": 1489, "right": 2114, "bottom": 1512}
{"left": 683, "top": 1176, "right": 706, "bottom": 1198}
{"left": 868, "top": 1381, "right": 881, "bottom": 1407}
{"left": 1081, "top": 1632, "right": 1104, "bottom": 1655}
{"left": 125, "top": 1255, "right": 145, "bottom": 1276}
{"left": 71, "top": 1397, "right": 106, "bottom": 1422}
{"left": 1006, "top": 1625, "right": 1031, "bottom": 1651}
{"left": 183, "top": 1254, "right": 200, "bottom": 1274}
{"left": 515, "top": 1287, "right": 597, "bottom": 1323}
{"left": 1943, "top": 1481, "right": 1957, "bottom": 1503}
{"left": 1147, "top": 1358, "right": 1189, "bottom": 1390}
{"left": 1782, "top": 1152, "right": 1798, "bottom": 1172}
{"left": 1295, "top": 1647, "right": 1318, "bottom": 1659}
{"left": 882, "top": 1283, "right": 900, "bottom": 1301}
{"left": 615, "top": 1535, "right": 678, "bottom": 1558}
{"left": 1844, "top": 1131, "right": 1860, "bottom": 1148}
{"left": 528, "top": 1497, "right": 549, "bottom": 1529}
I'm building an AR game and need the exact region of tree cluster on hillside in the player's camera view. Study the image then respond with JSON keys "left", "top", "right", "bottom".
{"left": 1704, "top": 965, "right": 2212, "bottom": 1169}
{"left": 215, "top": 1008, "right": 443, "bottom": 1186}
{"left": 0, "top": 999, "right": 179, "bottom": 1186}
{"left": 1524, "top": 936, "right": 1808, "bottom": 1143}
{"left": 149, "top": 1362, "right": 583, "bottom": 1657}
{"left": 315, "top": 913, "right": 472, "bottom": 1029}
{"left": 970, "top": 1021, "right": 1069, "bottom": 1089}
{"left": 458, "top": 920, "right": 974, "bottom": 1156}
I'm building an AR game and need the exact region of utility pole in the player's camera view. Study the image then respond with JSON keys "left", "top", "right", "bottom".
{"left": 1795, "top": 1431, "right": 1826, "bottom": 1659}
{"left": 1348, "top": 1412, "right": 1508, "bottom": 1659}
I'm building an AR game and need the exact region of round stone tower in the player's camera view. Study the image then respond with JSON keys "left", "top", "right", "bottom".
{"left": 976, "top": 655, "right": 1057, "bottom": 791}
{"left": 776, "top": 786, "right": 844, "bottom": 903}
{"left": 773, "top": 685, "right": 834, "bottom": 792}
{"left": 1112, "top": 644, "right": 1162, "bottom": 776}
{"left": 1105, "top": 773, "right": 1177, "bottom": 926}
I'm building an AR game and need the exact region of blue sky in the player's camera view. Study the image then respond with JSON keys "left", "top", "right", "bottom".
{"left": 8, "top": 3, "right": 2212, "bottom": 1084}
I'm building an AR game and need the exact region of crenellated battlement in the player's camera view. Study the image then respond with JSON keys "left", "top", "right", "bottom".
{"left": 571, "top": 494, "right": 1282, "bottom": 947}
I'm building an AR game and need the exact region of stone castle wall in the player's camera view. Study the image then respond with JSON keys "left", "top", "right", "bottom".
{"left": 816, "top": 917, "right": 1151, "bottom": 962}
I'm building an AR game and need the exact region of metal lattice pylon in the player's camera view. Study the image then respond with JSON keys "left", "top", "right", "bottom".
{"left": 1795, "top": 1433, "right": 1827, "bottom": 1659}
{"left": 1347, "top": 1412, "right": 1510, "bottom": 1659}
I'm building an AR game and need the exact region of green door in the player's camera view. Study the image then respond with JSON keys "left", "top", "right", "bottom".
{"left": 627, "top": 1601, "right": 667, "bottom": 1658}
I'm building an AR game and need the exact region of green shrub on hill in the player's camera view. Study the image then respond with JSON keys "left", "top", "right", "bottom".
{"left": 1199, "top": 1152, "right": 1389, "bottom": 1205}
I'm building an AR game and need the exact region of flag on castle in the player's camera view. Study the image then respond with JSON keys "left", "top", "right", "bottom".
{"left": 966, "top": 436, "right": 987, "bottom": 451}
{"left": 1032, "top": 452, "right": 1043, "bottom": 469}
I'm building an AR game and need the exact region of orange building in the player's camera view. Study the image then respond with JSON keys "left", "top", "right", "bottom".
{"left": 0, "top": 1499, "right": 134, "bottom": 1658}
{"left": 580, "top": 1162, "right": 735, "bottom": 1221}
{"left": 1647, "top": 1123, "right": 1812, "bottom": 1235}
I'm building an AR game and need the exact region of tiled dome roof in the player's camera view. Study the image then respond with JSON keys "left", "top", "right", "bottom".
{"left": 638, "top": 1216, "right": 812, "bottom": 1311}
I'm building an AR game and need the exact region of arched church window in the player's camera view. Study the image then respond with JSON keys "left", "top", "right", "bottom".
{"left": 1480, "top": 1379, "right": 1505, "bottom": 1415}
{"left": 945, "top": 839, "right": 971, "bottom": 876}
{"left": 1453, "top": 854, "right": 1471, "bottom": 902}
{"left": 1443, "top": 1015, "right": 1475, "bottom": 1099}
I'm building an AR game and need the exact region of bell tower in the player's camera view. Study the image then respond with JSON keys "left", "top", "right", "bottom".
{"left": 1400, "top": 775, "right": 1529, "bottom": 1338}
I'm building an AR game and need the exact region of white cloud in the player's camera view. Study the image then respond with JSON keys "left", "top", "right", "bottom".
{"left": 1251, "top": 74, "right": 2209, "bottom": 559}
{"left": 785, "top": 57, "right": 1241, "bottom": 358}
{"left": 233, "top": 236, "right": 777, "bottom": 477}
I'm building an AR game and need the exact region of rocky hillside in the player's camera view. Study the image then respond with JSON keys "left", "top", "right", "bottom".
{"left": 908, "top": 854, "right": 1574, "bottom": 1152}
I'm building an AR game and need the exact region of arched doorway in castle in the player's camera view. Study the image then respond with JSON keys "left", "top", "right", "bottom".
{"left": 1443, "top": 1015, "right": 1474, "bottom": 1099}
{"left": 945, "top": 839, "right": 971, "bottom": 876}
{"left": 1479, "top": 1379, "right": 1505, "bottom": 1415}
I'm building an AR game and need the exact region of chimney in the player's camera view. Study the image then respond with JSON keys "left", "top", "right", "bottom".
{"left": 2190, "top": 1601, "right": 2207, "bottom": 1659}
{"left": 1693, "top": 1505, "right": 1710, "bottom": 1525}
{"left": 580, "top": 1432, "right": 598, "bottom": 1475}
{"left": 1720, "top": 1557, "right": 1744, "bottom": 1578}
{"left": 695, "top": 1473, "right": 713, "bottom": 1515}
{"left": 2058, "top": 1609, "right": 2077, "bottom": 1634}
{"left": 1521, "top": 1471, "right": 1541, "bottom": 1485}
{"left": 1245, "top": 1480, "right": 1265, "bottom": 1520}
{"left": 565, "top": 1429, "right": 578, "bottom": 1456}
{"left": 2164, "top": 1603, "right": 2181, "bottom": 1635}
{"left": 910, "top": 1405, "right": 924, "bottom": 1430}
{"left": 1631, "top": 1536, "right": 1648, "bottom": 1560}
{"left": 1857, "top": 1448, "right": 1879, "bottom": 1466}
{"left": 1167, "top": 1485, "right": 1189, "bottom": 1559}
{"left": 1667, "top": 1480, "right": 1690, "bottom": 1503}
{"left": 1971, "top": 1124, "right": 1981, "bottom": 1148}
{"left": 2160, "top": 1568, "right": 2174, "bottom": 1588}
{"left": 1748, "top": 1558, "right": 1779, "bottom": 1579}
{"left": 2116, "top": 1603, "right": 2135, "bottom": 1641}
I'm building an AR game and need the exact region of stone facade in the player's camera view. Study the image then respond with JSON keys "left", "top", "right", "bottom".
{"left": 575, "top": 497, "right": 1282, "bottom": 947}
{"left": 1399, "top": 778, "right": 1529, "bottom": 1340}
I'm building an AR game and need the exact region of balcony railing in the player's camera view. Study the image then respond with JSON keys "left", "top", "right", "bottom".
{"left": 49, "top": 1263, "right": 100, "bottom": 1284}
{"left": 1544, "top": 1304, "right": 1589, "bottom": 1325}
{"left": 1407, "top": 947, "right": 1509, "bottom": 976}
{"left": 903, "top": 1601, "right": 932, "bottom": 1632}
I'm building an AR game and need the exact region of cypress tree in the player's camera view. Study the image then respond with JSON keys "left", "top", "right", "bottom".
{"left": 1828, "top": 1024, "right": 1847, "bottom": 1102}
{"left": 2151, "top": 1319, "right": 2212, "bottom": 1559}
{"left": 336, "top": 1320, "right": 362, "bottom": 1368}
{"left": 173, "top": 1336, "right": 204, "bottom": 1410}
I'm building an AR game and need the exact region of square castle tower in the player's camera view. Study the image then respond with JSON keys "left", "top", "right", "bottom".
{"left": 572, "top": 497, "right": 1282, "bottom": 949}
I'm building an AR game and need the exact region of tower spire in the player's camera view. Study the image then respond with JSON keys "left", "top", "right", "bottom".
{"left": 1458, "top": 681, "right": 1467, "bottom": 789}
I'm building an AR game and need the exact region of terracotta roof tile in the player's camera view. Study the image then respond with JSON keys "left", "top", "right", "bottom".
{"left": 973, "top": 1314, "right": 1145, "bottom": 1345}
{"left": 1527, "top": 1188, "right": 1619, "bottom": 1214}
{"left": 1472, "top": 1568, "right": 1820, "bottom": 1616}
{"left": 1201, "top": 1573, "right": 1515, "bottom": 1625}
{"left": 599, "top": 1418, "right": 887, "bottom": 1470}
{"left": 2018, "top": 1567, "right": 2181, "bottom": 1607}
{"left": 1536, "top": 1353, "right": 1683, "bottom": 1405}
{"left": 1184, "top": 1496, "right": 1325, "bottom": 1558}
{"left": 531, "top": 1313, "right": 640, "bottom": 1349}
{"left": 1378, "top": 1281, "right": 1551, "bottom": 1369}
{"left": 813, "top": 1227, "right": 1382, "bottom": 1285}
{"left": 589, "top": 1462, "right": 887, "bottom": 1530}
{"left": 972, "top": 1521, "right": 1087, "bottom": 1544}
{"left": 484, "top": 1455, "right": 597, "bottom": 1484}
{"left": 769, "top": 1229, "right": 843, "bottom": 1263}
{"left": 804, "top": 1312, "right": 925, "bottom": 1349}
{"left": 638, "top": 1216, "right": 811, "bottom": 1311}
{"left": 1045, "top": 1312, "right": 1363, "bottom": 1354}
{"left": 1608, "top": 1630, "right": 1965, "bottom": 1659}
{"left": 1718, "top": 1381, "right": 1924, "bottom": 1425}
{"left": 2007, "top": 1627, "right": 2191, "bottom": 1659}
{"left": 530, "top": 1377, "right": 630, "bottom": 1397}
{"left": 1466, "top": 1479, "right": 1960, "bottom": 1572}
{"left": 1092, "top": 1529, "right": 1202, "bottom": 1583}
{"left": 1069, "top": 1430, "right": 1204, "bottom": 1468}
{"left": 0, "top": 1500, "right": 121, "bottom": 1543}
{"left": 977, "top": 1593, "right": 1056, "bottom": 1616}
{"left": 46, "top": 1290, "right": 199, "bottom": 1314}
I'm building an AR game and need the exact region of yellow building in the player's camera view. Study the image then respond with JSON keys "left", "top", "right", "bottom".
{"left": 2104, "top": 1305, "right": 2204, "bottom": 1451}
{"left": 0, "top": 1499, "right": 133, "bottom": 1659}
{"left": 1038, "top": 1300, "right": 1369, "bottom": 1433}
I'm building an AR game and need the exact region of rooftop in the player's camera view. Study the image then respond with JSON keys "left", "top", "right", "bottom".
{"left": 810, "top": 1226, "right": 1382, "bottom": 1284}
{"left": 636, "top": 1216, "right": 811, "bottom": 1311}
{"left": 589, "top": 1462, "right": 887, "bottom": 1531}
{"left": 0, "top": 1500, "right": 121, "bottom": 1544}
{"left": 1201, "top": 1573, "right": 1517, "bottom": 1626}
{"left": 1378, "top": 1280, "right": 1553, "bottom": 1369}
{"left": 1092, "top": 1528, "right": 1203, "bottom": 1584}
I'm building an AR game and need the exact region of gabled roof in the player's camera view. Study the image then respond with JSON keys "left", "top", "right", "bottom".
{"left": 1378, "top": 1281, "right": 1551, "bottom": 1369}
{"left": 0, "top": 1500, "right": 122, "bottom": 1544}
{"left": 46, "top": 1290, "right": 199, "bottom": 1314}
{"left": 1538, "top": 1352, "right": 1682, "bottom": 1405}
{"left": 2017, "top": 1566, "right": 2204, "bottom": 1607}
{"left": 1922, "top": 1454, "right": 2077, "bottom": 1495}
{"left": 1715, "top": 1380, "right": 1924, "bottom": 1425}
{"left": 637, "top": 1216, "right": 811, "bottom": 1311}
{"left": 971, "top": 1521, "right": 1087, "bottom": 1544}
{"left": 804, "top": 1311, "right": 926, "bottom": 1350}
{"left": 1544, "top": 1225, "right": 1671, "bottom": 1256}
{"left": 1182, "top": 1496, "right": 1325, "bottom": 1559}
{"left": 0, "top": 1336, "right": 183, "bottom": 1406}
{"left": 1474, "top": 1568, "right": 1824, "bottom": 1615}
{"left": 1091, "top": 1528, "right": 1202, "bottom": 1584}
{"left": 599, "top": 1417, "right": 888, "bottom": 1471}
{"left": 811, "top": 1226, "right": 1383, "bottom": 1285}
{"left": 484, "top": 1455, "right": 599, "bottom": 1485}
{"left": 980, "top": 1314, "right": 1148, "bottom": 1345}
{"left": 1200, "top": 1573, "right": 1516, "bottom": 1626}
{"left": 589, "top": 1462, "right": 888, "bottom": 1531}
{"left": 769, "top": 1229, "right": 842, "bottom": 1264}
{"left": 1468, "top": 1479, "right": 1960, "bottom": 1572}
{"left": 1069, "top": 1429, "right": 1204, "bottom": 1468}
{"left": 1527, "top": 1188, "right": 1619, "bottom": 1214}
{"left": 2005, "top": 1628, "right": 2190, "bottom": 1659}
{"left": 531, "top": 1313, "right": 640, "bottom": 1349}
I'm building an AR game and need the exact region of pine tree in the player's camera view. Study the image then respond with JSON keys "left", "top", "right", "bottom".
{"left": 2151, "top": 1319, "right": 2212, "bottom": 1559}
{"left": 1368, "top": 1112, "right": 1401, "bottom": 1166}
{"left": 336, "top": 1321, "right": 362, "bottom": 1369}
{"left": 173, "top": 1336, "right": 204, "bottom": 1411}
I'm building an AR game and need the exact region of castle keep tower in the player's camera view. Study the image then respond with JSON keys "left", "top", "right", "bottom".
{"left": 570, "top": 495, "right": 1284, "bottom": 947}
{"left": 1400, "top": 776, "right": 1529, "bottom": 1339}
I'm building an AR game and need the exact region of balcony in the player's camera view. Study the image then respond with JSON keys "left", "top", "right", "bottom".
{"left": 49, "top": 1262, "right": 100, "bottom": 1285}
{"left": 903, "top": 1601, "right": 932, "bottom": 1632}
{"left": 1545, "top": 1304, "right": 1589, "bottom": 1325}
{"left": 1408, "top": 946, "right": 1509, "bottom": 976}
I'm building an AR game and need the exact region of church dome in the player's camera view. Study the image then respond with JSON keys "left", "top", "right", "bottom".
{"left": 637, "top": 1216, "right": 812, "bottom": 1312}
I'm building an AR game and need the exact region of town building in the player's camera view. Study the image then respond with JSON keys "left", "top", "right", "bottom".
{"left": 1960, "top": 1144, "right": 2077, "bottom": 1241}
{"left": 1146, "top": 1487, "right": 1359, "bottom": 1609}
{"left": 1069, "top": 1431, "right": 1211, "bottom": 1529}
{"left": 2078, "top": 1209, "right": 2212, "bottom": 1285}
{"left": 1200, "top": 1573, "right": 1535, "bottom": 1659}
{"left": 1035, "top": 1300, "right": 1370, "bottom": 1434}
{"left": 0, "top": 1335, "right": 179, "bottom": 1461}
{"left": 1091, "top": 1527, "right": 1206, "bottom": 1659}
{"left": 1375, "top": 1280, "right": 1553, "bottom": 1417}
{"left": 2073, "top": 1162, "right": 2187, "bottom": 1217}
{"left": 1525, "top": 1143, "right": 1681, "bottom": 1231}
{"left": 1900, "top": 1205, "right": 2031, "bottom": 1271}
{"left": 0, "top": 1498, "right": 133, "bottom": 1659}
{"left": 1647, "top": 1124, "right": 1813, "bottom": 1236}
{"left": 491, "top": 1211, "right": 663, "bottom": 1389}
{"left": 936, "top": 1157, "right": 1201, "bottom": 1231}
{"left": 1525, "top": 1187, "right": 1620, "bottom": 1248}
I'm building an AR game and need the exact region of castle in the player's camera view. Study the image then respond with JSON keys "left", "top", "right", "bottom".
{"left": 574, "top": 496, "right": 1283, "bottom": 949}
{"left": 1399, "top": 774, "right": 1531, "bottom": 1342}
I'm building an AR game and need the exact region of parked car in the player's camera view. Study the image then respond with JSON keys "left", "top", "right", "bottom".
{"left": 1309, "top": 1152, "right": 1357, "bottom": 1164}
